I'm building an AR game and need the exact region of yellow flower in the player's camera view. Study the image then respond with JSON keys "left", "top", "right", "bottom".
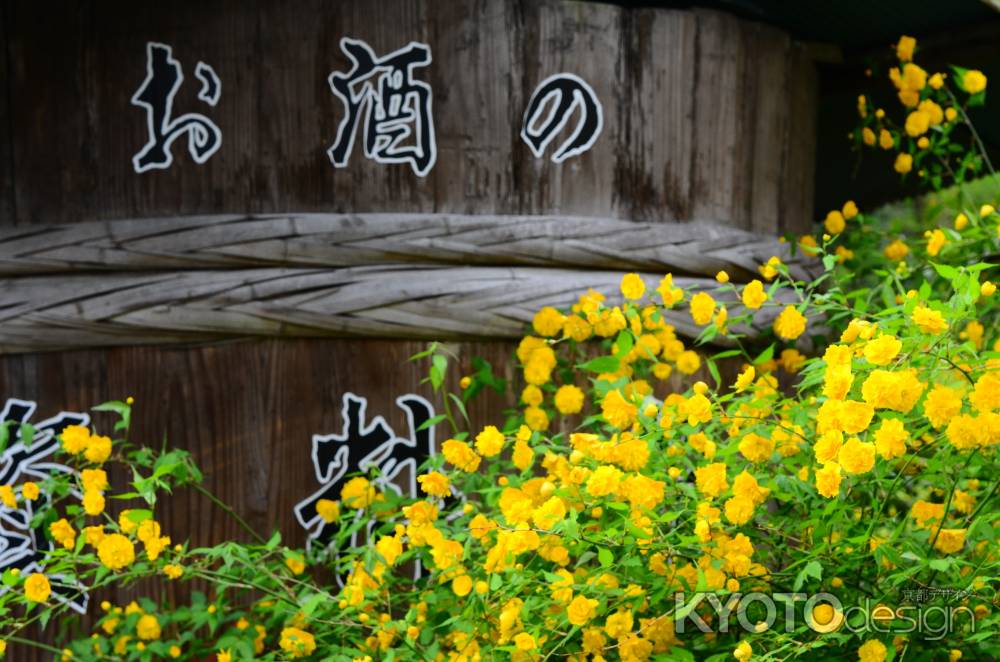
{"left": 601, "top": 390, "right": 637, "bottom": 429}
{"left": 20, "top": 482, "right": 39, "bottom": 501}
{"left": 83, "top": 525, "right": 105, "bottom": 548}
{"left": 724, "top": 495, "right": 755, "bottom": 525}
{"left": 734, "top": 366, "right": 754, "bottom": 392}
{"left": 0, "top": 486, "right": 15, "bottom": 509}
{"left": 512, "top": 437, "right": 535, "bottom": 472}
{"left": 741, "top": 280, "right": 767, "bottom": 310}
{"left": 873, "top": 418, "right": 908, "bottom": 460}
{"left": 417, "top": 471, "right": 451, "bottom": 498}
{"left": 341, "top": 476, "right": 377, "bottom": 509}
{"left": 896, "top": 35, "right": 915, "bottom": 61}
{"left": 858, "top": 639, "right": 888, "bottom": 662}
{"left": 513, "top": 632, "right": 536, "bottom": 651}
{"left": 929, "top": 72, "right": 945, "bottom": 89}
{"left": 316, "top": 498, "right": 340, "bottom": 523}
{"left": 842, "top": 200, "right": 859, "bottom": 219}
{"left": 878, "top": 129, "right": 894, "bottom": 150}
{"left": 60, "top": 425, "right": 90, "bottom": 454}
{"left": 657, "top": 273, "right": 684, "bottom": 306}
{"left": 962, "top": 69, "right": 987, "bottom": 94}
{"left": 441, "top": 439, "right": 481, "bottom": 472}
{"left": 981, "top": 204, "right": 995, "bottom": 217}
{"left": 97, "top": 534, "right": 136, "bottom": 570}
{"left": 837, "top": 437, "right": 876, "bottom": 474}
{"left": 217, "top": 650, "right": 232, "bottom": 662}
{"left": 862, "top": 127, "right": 876, "bottom": 146}
{"left": 532, "top": 306, "right": 565, "bottom": 337}
{"left": 912, "top": 305, "right": 948, "bottom": 334}
{"left": 982, "top": 281, "right": 997, "bottom": 296}
{"left": 971, "top": 371, "right": 1000, "bottom": 411}
{"left": 863, "top": 335, "right": 901, "bottom": 366}
{"left": 620, "top": 273, "right": 646, "bottom": 300}
{"left": 554, "top": 384, "right": 585, "bottom": 414}
{"left": 24, "top": 573, "right": 51, "bottom": 602}
{"left": 758, "top": 256, "right": 782, "bottom": 280}
{"left": 586, "top": 465, "right": 623, "bottom": 498}
{"left": 861, "top": 369, "right": 924, "bottom": 413}
{"left": 163, "top": 564, "right": 183, "bottom": 580}
{"left": 82, "top": 490, "right": 105, "bottom": 516}
{"left": 84, "top": 435, "right": 112, "bottom": 464}
{"left": 280, "top": 627, "right": 317, "bottom": 658}
{"left": 773, "top": 306, "right": 807, "bottom": 340}
{"left": 925, "top": 228, "right": 946, "bottom": 256}
{"left": 694, "top": 462, "right": 728, "bottom": 498}
{"left": 894, "top": 153, "right": 913, "bottom": 174}
{"left": 285, "top": 555, "right": 306, "bottom": 575}
{"left": 734, "top": 640, "right": 753, "bottom": 660}
{"left": 169, "top": 645, "right": 181, "bottom": 658}
{"left": 814, "top": 462, "right": 843, "bottom": 498}
{"left": 918, "top": 99, "right": 943, "bottom": 125}
{"left": 452, "top": 574, "right": 473, "bottom": 597}
{"left": 136, "top": 614, "right": 161, "bottom": 640}
{"left": 904, "top": 110, "right": 930, "bottom": 137}
{"left": 689, "top": 292, "right": 716, "bottom": 325}
{"left": 81, "top": 468, "right": 108, "bottom": 493}
{"left": 739, "top": 433, "right": 774, "bottom": 463}
{"left": 676, "top": 350, "right": 701, "bottom": 375}
{"left": 50, "top": 518, "right": 76, "bottom": 549}
{"left": 567, "top": 594, "right": 599, "bottom": 626}
{"left": 824, "top": 210, "right": 845, "bottom": 234}
{"left": 716, "top": 270, "right": 730, "bottom": 283}
{"left": 475, "top": 425, "right": 506, "bottom": 457}
{"left": 945, "top": 107, "right": 958, "bottom": 122}
{"left": 884, "top": 239, "right": 909, "bottom": 261}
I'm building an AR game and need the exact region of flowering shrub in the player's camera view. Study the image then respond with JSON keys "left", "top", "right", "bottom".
{"left": 0, "top": 34, "right": 997, "bottom": 661}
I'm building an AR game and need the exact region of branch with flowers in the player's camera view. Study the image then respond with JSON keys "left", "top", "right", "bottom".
{"left": 0, "top": 33, "right": 997, "bottom": 662}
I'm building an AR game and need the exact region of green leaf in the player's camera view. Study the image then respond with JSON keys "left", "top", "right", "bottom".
{"left": 18, "top": 423, "right": 35, "bottom": 449}
{"left": 613, "top": 331, "right": 634, "bottom": 358}
{"left": 578, "top": 356, "right": 619, "bottom": 373}
{"left": 598, "top": 547, "right": 614, "bottom": 567}
{"left": 793, "top": 560, "right": 823, "bottom": 592}
{"left": 753, "top": 343, "right": 775, "bottom": 366}
{"left": 418, "top": 414, "right": 447, "bottom": 432}
{"left": 489, "top": 573, "right": 502, "bottom": 591}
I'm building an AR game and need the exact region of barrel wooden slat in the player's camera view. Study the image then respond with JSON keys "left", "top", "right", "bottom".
{"left": 0, "top": 213, "right": 816, "bottom": 279}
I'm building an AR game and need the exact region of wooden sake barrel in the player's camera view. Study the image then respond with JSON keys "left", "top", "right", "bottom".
{"left": 0, "top": 1, "right": 817, "bottom": 646}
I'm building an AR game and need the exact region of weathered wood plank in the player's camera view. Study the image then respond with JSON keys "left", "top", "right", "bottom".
{"left": 0, "top": 264, "right": 800, "bottom": 352}
{"left": 0, "top": 213, "right": 818, "bottom": 280}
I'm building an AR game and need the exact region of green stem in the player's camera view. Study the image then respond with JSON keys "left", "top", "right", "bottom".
{"left": 191, "top": 483, "right": 267, "bottom": 544}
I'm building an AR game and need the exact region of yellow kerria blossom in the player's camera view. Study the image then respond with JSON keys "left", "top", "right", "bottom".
{"left": 925, "top": 228, "right": 947, "bottom": 256}
{"left": 80, "top": 468, "right": 108, "bottom": 493}
{"left": 863, "top": 335, "right": 901, "bottom": 366}
{"left": 962, "top": 69, "right": 987, "bottom": 94}
{"left": 84, "top": 435, "right": 112, "bottom": 464}
{"left": 341, "top": 476, "right": 377, "bottom": 509}
{"left": 316, "top": 498, "right": 340, "bottom": 523}
{"left": 475, "top": 425, "right": 506, "bottom": 457}
{"left": 734, "top": 366, "right": 754, "bottom": 392}
{"left": 734, "top": 640, "right": 753, "bottom": 661}
{"left": 417, "top": 471, "right": 451, "bottom": 498}
{"left": 21, "top": 482, "right": 39, "bottom": 501}
{"left": 441, "top": 438, "right": 481, "bottom": 472}
{"left": 814, "top": 462, "right": 843, "bottom": 498}
{"left": 933, "top": 528, "right": 967, "bottom": 554}
{"left": 567, "top": 594, "right": 599, "bottom": 626}
{"left": 773, "top": 306, "right": 807, "bottom": 340}
{"left": 163, "top": 564, "right": 183, "bottom": 580}
{"left": 532, "top": 306, "right": 565, "bottom": 337}
{"left": 694, "top": 462, "right": 728, "bottom": 498}
{"left": 879, "top": 129, "right": 894, "bottom": 150}
{"left": 689, "top": 292, "right": 716, "bottom": 325}
{"left": 912, "top": 305, "right": 948, "bottom": 334}
{"left": 586, "top": 465, "right": 623, "bottom": 498}
{"left": 601, "top": 390, "right": 637, "bottom": 429}
{"left": 842, "top": 200, "right": 859, "bottom": 218}
{"left": 873, "top": 418, "right": 908, "bottom": 460}
{"left": 894, "top": 153, "right": 913, "bottom": 174}
{"left": 738, "top": 433, "right": 774, "bottom": 464}
{"left": 82, "top": 490, "right": 105, "bottom": 516}
{"left": 716, "top": 270, "right": 729, "bottom": 283}
{"left": 620, "top": 273, "right": 645, "bottom": 300}
{"left": 24, "top": 573, "right": 51, "bottom": 602}
{"left": 136, "top": 614, "right": 161, "bottom": 640}
{"left": 60, "top": 424, "right": 90, "bottom": 454}
{"left": 884, "top": 238, "right": 909, "bottom": 261}
{"left": 741, "top": 280, "right": 767, "bottom": 310}
{"left": 49, "top": 518, "right": 76, "bottom": 549}
{"left": 896, "top": 35, "right": 915, "bottom": 61}
{"left": 280, "top": 627, "right": 317, "bottom": 658}
{"left": 676, "top": 350, "right": 701, "bottom": 375}
{"left": 97, "top": 534, "right": 135, "bottom": 570}
{"left": 923, "top": 384, "right": 964, "bottom": 429}
{"left": 824, "top": 210, "right": 845, "bottom": 234}
{"left": 904, "top": 110, "right": 930, "bottom": 137}
{"left": 0, "top": 485, "right": 15, "bottom": 509}
{"left": 554, "top": 384, "right": 585, "bottom": 414}
{"left": 837, "top": 437, "right": 876, "bottom": 474}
